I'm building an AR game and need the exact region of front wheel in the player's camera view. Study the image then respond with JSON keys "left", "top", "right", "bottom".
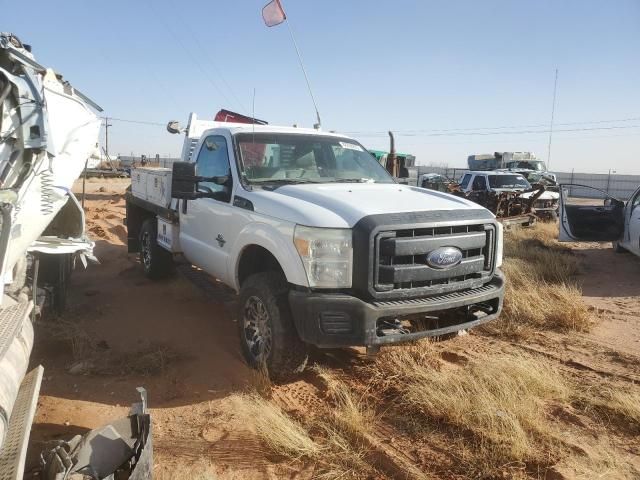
{"left": 613, "top": 240, "right": 628, "bottom": 253}
{"left": 238, "top": 272, "right": 308, "bottom": 380}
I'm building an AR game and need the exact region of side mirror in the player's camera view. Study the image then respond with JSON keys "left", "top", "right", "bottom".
{"left": 171, "top": 161, "right": 198, "bottom": 199}
{"left": 167, "top": 121, "right": 182, "bottom": 135}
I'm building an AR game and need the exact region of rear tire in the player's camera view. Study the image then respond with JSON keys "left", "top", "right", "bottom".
{"left": 38, "top": 253, "right": 72, "bottom": 315}
{"left": 139, "top": 219, "right": 174, "bottom": 279}
{"left": 238, "top": 272, "right": 308, "bottom": 381}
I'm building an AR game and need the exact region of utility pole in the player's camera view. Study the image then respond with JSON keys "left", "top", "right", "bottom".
{"left": 103, "top": 116, "right": 112, "bottom": 158}
{"left": 547, "top": 69, "right": 558, "bottom": 170}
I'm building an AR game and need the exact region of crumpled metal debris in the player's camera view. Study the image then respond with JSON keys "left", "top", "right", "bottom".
{"left": 40, "top": 387, "right": 152, "bottom": 480}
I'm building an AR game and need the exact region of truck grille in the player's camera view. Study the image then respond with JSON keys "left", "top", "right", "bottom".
{"left": 374, "top": 223, "right": 495, "bottom": 296}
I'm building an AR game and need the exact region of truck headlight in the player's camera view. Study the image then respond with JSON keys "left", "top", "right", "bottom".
{"left": 294, "top": 226, "right": 352, "bottom": 288}
{"left": 495, "top": 222, "right": 504, "bottom": 268}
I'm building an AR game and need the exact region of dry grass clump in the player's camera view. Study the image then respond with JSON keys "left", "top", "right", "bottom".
{"left": 314, "top": 366, "right": 374, "bottom": 439}
{"left": 92, "top": 345, "right": 179, "bottom": 376}
{"left": 374, "top": 348, "right": 568, "bottom": 465}
{"left": 493, "top": 222, "right": 591, "bottom": 336}
{"left": 230, "top": 390, "right": 377, "bottom": 479}
{"left": 557, "top": 435, "right": 638, "bottom": 480}
{"left": 498, "top": 259, "right": 591, "bottom": 335}
{"left": 230, "top": 393, "right": 320, "bottom": 458}
{"left": 578, "top": 384, "right": 640, "bottom": 429}
{"left": 42, "top": 319, "right": 179, "bottom": 375}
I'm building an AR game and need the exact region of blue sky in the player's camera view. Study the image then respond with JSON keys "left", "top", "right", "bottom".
{"left": 5, "top": 0, "right": 639, "bottom": 173}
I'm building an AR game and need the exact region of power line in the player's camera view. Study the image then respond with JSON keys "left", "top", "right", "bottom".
{"left": 170, "top": 9, "right": 248, "bottom": 113}
{"left": 143, "top": 0, "right": 236, "bottom": 109}
{"left": 343, "top": 116, "right": 640, "bottom": 136}
{"left": 348, "top": 124, "right": 640, "bottom": 138}
{"left": 101, "top": 114, "right": 640, "bottom": 139}
{"left": 103, "top": 117, "right": 165, "bottom": 127}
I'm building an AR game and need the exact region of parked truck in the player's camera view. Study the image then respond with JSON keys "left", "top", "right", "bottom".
{"left": 125, "top": 113, "right": 505, "bottom": 379}
{"left": 467, "top": 151, "right": 557, "bottom": 183}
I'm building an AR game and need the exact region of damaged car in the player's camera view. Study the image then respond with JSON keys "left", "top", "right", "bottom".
{"left": 456, "top": 171, "right": 559, "bottom": 224}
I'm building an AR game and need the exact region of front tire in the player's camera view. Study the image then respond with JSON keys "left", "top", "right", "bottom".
{"left": 238, "top": 272, "right": 308, "bottom": 380}
{"left": 613, "top": 240, "right": 628, "bottom": 253}
{"left": 139, "top": 219, "right": 174, "bottom": 279}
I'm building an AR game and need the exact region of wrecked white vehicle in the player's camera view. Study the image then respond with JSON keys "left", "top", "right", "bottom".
{"left": 0, "top": 33, "right": 136, "bottom": 479}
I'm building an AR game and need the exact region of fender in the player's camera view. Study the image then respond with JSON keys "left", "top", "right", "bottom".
{"left": 228, "top": 221, "right": 309, "bottom": 292}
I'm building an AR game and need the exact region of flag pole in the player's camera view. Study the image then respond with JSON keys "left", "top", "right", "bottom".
{"left": 547, "top": 68, "right": 558, "bottom": 170}
{"left": 284, "top": 19, "right": 322, "bottom": 129}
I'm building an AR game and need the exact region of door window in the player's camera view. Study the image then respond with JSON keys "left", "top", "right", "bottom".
{"left": 459, "top": 173, "right": 472, "bottom": 189}
{"left": 196, "top": 135, "right": 232, "bottom": 201}
{"left": 472, "top": 175, "right": 487, "bottom": 191}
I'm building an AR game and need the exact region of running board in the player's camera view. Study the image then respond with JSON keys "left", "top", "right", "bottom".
{"left": 0, "top": 366, "right": 44, "bottom": 480}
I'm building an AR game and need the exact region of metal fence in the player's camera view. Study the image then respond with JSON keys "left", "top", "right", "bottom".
{"left": 115, "top": 155, "right": 180, "bottom": 170}
{"left": 410, "top": 166, "right": 640, "bottom": 200}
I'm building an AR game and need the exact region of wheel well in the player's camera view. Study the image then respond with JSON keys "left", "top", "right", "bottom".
{"left": 125, "top": 201, "right": 156, "bottom": 253}
{"left": 237, "top": 245, "right": 285, "bottom": 286}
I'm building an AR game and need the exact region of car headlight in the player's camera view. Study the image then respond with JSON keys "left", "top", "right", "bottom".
{"left": 495, "top": 222, "right": 504, "bottom": 268}
{"left": 293, "top": 226, "right": 352, "bottom": 288}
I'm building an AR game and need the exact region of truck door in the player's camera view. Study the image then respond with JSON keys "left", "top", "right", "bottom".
{"left": 558, "top": 184, "right": 625, "bottom": 242}
{"left": 179, "top": 134, "right": 235, "bottom": 282}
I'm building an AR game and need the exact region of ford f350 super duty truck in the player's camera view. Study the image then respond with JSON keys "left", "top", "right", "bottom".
{"left": 125, "top": 113, "right": 505, "bottom": 378}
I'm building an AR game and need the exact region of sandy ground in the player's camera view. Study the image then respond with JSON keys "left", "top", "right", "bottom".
{"left": 24, "top": 178, "right": 640, "bottom": 479}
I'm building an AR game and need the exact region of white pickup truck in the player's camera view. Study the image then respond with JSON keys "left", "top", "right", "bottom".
{"left": 125, "top": 114, "right": 505, "bottom": 378}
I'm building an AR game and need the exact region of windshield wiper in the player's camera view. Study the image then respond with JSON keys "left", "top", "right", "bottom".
{"left": 323, "top": 178, "right": 376, "bottom": 183}
{"left": 252, "top": 178, "right": 317, "bottom": 185}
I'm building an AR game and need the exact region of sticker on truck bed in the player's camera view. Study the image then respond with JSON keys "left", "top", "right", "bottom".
{"left": 339, "top": 142, "right": 364, "bottom": 151}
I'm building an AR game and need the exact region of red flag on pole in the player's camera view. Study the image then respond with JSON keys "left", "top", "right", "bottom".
{"left": 262, "top": 0, "right": 286, "bottom": 27}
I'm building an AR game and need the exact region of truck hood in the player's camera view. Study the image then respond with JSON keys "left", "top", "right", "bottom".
{"left": 519, "top": 190, "right": 559, "bottom": 200}
{"left": 245, "top": 183, "right": 489, "bottom": 228}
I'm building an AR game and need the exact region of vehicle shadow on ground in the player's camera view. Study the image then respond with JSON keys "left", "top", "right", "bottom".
{"left": 575, "top": 246, "right": 640, "bottom": 298}
{"left": 30, "top": 235, "right": 374, "bottom": 411}
{"left": 30, "top": 239, "right": 259, "bottom": 409}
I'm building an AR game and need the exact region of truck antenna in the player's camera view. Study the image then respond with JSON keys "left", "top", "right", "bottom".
{"left": 547, "top": 68, "right": 558, "bottom": 170}
{"left": 285, "top": 19, "right": 322, "bottom": 129}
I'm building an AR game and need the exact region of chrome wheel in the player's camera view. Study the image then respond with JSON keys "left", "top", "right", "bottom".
{"left": 243, "top": 296, "right": 272, "bottom": 362}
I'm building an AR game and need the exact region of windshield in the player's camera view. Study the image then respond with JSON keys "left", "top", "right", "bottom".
{"left": 235, "top": 133, "right": 394, "bottom": 186}
{"left": 505, "top": 160, "right": 546, "bottom": 171}
{"left": 488, "top": 174, "right": 531, "bottom": 189}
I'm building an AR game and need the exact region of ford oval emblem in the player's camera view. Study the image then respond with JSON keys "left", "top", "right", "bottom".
{"left": 426, "top": 247, "right": 463, "bottom": 269}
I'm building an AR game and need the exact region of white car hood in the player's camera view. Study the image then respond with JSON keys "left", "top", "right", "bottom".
{"left": 245, "top": 183, "right": 489, "bottom": 228}
{"left": 519, "top": 190, "right": 559, "bottom": 200}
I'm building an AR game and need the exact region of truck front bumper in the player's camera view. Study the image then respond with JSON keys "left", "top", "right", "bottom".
{"left": 289, "top": 271, "right": 504, "bottom": 348}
